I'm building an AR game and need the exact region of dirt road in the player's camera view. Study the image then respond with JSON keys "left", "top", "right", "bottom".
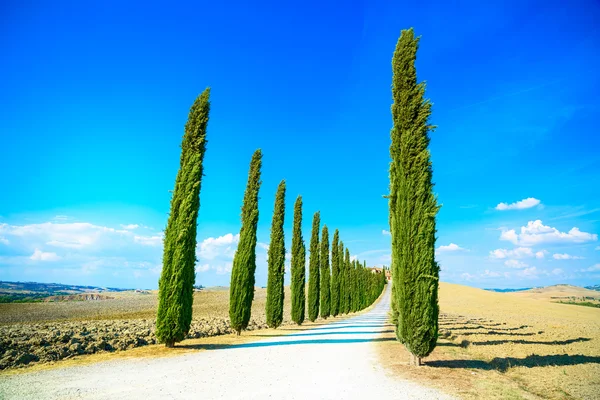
{"left": 0, "top": 285, "right": 452, "bottom": 399}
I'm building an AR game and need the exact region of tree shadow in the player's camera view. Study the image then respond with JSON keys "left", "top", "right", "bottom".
{"left": 285, "top": 324, "right": 393, "bottom": 331}
{"left": 447, "top": 325, "right": 529, "bottom": 331}
{"left": 459, "top": 330, "right": 538, "bottom": 337}
{"left": 254, "top": 329, "right": 394, "bottom": 338}
{"left": 468, "top": 337, "right": 591, "bottom": 346}
{"left": 178, "top": 337, "right": 396, "bottom": 350}
{"left": 427, "top": 354, "right": 600, "bottom": 372}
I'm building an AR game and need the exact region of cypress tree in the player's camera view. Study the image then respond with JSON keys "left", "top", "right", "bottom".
{"left": 156, "top": 88, "right": 210, "bottom": 348}
{"left": 229, "top": 149, "right": 262, "bottom": 335}
{"left": 291, "top": 196, "right": 306, "bottom": 324}
{"left": 389, "top": 28, "right": 440, "bottom": 365}
{"left": 320, "top": 225, "right": 331, "bottom": 319}
{"left": 330, "top": 229, "right": 340, "bottom": 316}
{"left": 343, "top": 248, "right": 351, "bottom": 314}
{"left": 338, "top": 241, "right": 345, "bottom": 314}
{"left": 307, "top": 211, "right": 320, "bottom": 322}
{"left": 265, "top": 180, "right": 286, "bottom": 328}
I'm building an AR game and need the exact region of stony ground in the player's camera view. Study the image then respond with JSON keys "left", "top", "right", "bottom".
{"left": 0, "top": 285, "right": 453, "bottom": 400}
{"left": 0, "top": 287, "right": 288, "bottom": 370}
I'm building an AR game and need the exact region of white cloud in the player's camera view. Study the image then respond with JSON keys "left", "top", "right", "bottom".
{"left": 596, "top": 246, "right": 600, "bottom": 251}
{"left": 53, "top": 215, "right": 70, "bottom": 221}
{"left": 30, "top": 249, "right": 61, "bottom": 262}
{"left": 535, "top": 251, "right": 546, "bottom": 259}
{"left": 437, "top": 243, "right": 465, "bottom": 252}
{"left": 461, "top": 272, "right": 475, "bottom": 281}
{"left": 382, "top": 230, "right": 390, "bottom": 236}
{"left": 257, "top": 242, "right": 269, "bottom": 251}
{"left": 499, "top": 220, "right": 597, "bottom": 246}
{"left": 120, "top": 224, "right": 139, "bottom": 230}
{"left": 350, "top": 255, "right": 358, "bottom": 262}
{"left": 490, "top": 247, "right": 534, "bottom": 259}
{"left": 580, "top": 264, "right": 600, "bottom": 272}
{"left": 504, "top": 259, "right": 529, "bottom": 269}
{"left": 134, "top": 235, "right": 163, "bottom": 246}
{"left": 198, "top": 233, "right": 239, "bottom": 260}
{"left": 517, "top": 266, "right": 541, "bottom": 278}
{"left": 495, "top": 197, "right": 541, "bottom": 211}
{"left": 551, "top": 268, "right": 564, "bottom": 276}
{"left": 0, "top": 237, "right": 8, "bottom": 245}
{"left": 552, "top": 253, "right": 584, "bottom": 260}
{"left": 196, "top": 264, "right": 210, "bottom": 272}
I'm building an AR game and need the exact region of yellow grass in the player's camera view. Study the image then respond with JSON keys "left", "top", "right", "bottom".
{"left": 376, "top": 283, "right": 600, "bottom": 399}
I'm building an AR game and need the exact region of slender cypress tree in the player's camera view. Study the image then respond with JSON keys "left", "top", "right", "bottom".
{"left": 338, "top": 241, "right": 345, "bottom": 314}
{"left": 229, "top": 149, "right": 262, "bottom": 335}
{"left": 389, "top": 28, "right": 440, "bottom": 365}
{"left": 156, "top": 88, "right": 210, "bottom": 348}
{"left": 320, "top": 225, "right": 331, "bottom": 319}
{"left": 291, "top": 196, "right": 306, "bottom": 324}
{"left": 265, "top": 180, "right": 286, "bottom": 328}
{"left": 343, "top": 248, "right": 351, "bottom": 314}
{"left": 330, "top": 229, "right": 340, "bottom": 316}
{"left": 307, "top": 212, "right": 321, "bottom": 322}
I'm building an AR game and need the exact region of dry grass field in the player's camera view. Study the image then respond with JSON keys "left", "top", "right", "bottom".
{"left": 0, "top": 287, "right": 294, "bottom": 370}
{"left": 376, "top": 283, "right": 600, "bottom": 399}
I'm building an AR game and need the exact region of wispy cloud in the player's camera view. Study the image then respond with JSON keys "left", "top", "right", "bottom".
{"left": 499, "top": 220, "right": 597, "bottom": 246}
{"left": 580, "top": 264, "right": 600, "bottom": 272}
{"left": 552, "top": 253, "right": 584, "bottom": 260}
{"left": 495, "top": 197, "right": 541, "bottom": 211}
{"left": 490, "top": 247, "right": 545, "bottom": 259}
{"left": 30, "top": 249, "right": 60, "bottom": 261}
{"left": 382, "top": 230, "right": 390, "bottom": 236}
{"left": 120, "top": 224, "right": 139, "bottom": 230}
{"left": 504, "top": 259, "right": 529, "bottom": 269}
{"left": 437, "top": 243, "right": 465, "bottom": 252}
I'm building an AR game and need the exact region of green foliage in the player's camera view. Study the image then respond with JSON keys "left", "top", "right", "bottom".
{"left": 307, "top": 211, "right": 321, "bottom": 322}
{"left": 330, "top": 229, "right": 340, "bottom": 317}
{"left": 389, "top": 28, "right": 440, "bottom": 358}
{"left": 320, "top": 225, "right": 331, "bottom": 319}
{"left": 291, "top": 196, "right": 306, "bottom": 325}
{"left": 343, "top": 247, "right": 351, "bottom": 314}
{"left": 156, "top": 88, "right": 210, "bottom": 347}
{"left": 229, "top": 149, "right": 263, "bottom": 334}
{"left": 265, "top": 180, "right": 286, "bottom": 328}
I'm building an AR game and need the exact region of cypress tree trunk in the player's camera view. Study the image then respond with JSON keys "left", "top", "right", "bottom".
{"left": 265, "top": 180, "right": 286, "bottom": 329}
{"left": 330, "top": 229, "right": 340, "bottom": 317}
{"left": 307, "top": 212, "right": 320, "bottom": 322}
{"left": 229, "top": 149, "right": 262, "bottom": 335}
{"left": 291, "top": 196, "right": 306, "bottom": 325}
{"left": 156, "top": 88, "right": 210, "bottom": 347}
{"left": 320, "top": 225, "right": 331, "bottom": 319}
{"left": 389, "top": 28, "right": 440, "bottom": 361}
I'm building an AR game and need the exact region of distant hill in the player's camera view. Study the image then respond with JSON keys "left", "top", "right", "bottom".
{"left": 0, "top": 281, "right": 132, "bottom": 303}
{"left": 485, "top": 288, "right": 532, "bottom": 293}
{"left": 507, "top": 284, "right": 600, "bottom": 303}
{"left": 585, "top": 284, "right": 600, "bottom": 292}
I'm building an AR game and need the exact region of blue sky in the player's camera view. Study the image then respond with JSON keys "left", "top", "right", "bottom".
{"left": 1, "top": 0, "right": 599, "bottom": 290}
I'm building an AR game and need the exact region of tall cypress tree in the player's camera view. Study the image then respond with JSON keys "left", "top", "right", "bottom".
{"left": 291, "top": 196, "right": 306, "bottom": 325}
{"left": 229, "top": 149, "right": 262, "bottom": 335}
{"left": 330, "top": 229, "right": 340, "bottom": 316}
{"left": 343, "top": 248, "right": 351, "bottom": 314}
{"left": 307, "top": 211, "right": 320, "bottom": 322}
{"left": 338, "top": 241, "right": 345, "bottom": 314}
{"left": 265, "top": 180, "right": 286, "bottom": 328}
{"left": 320, "top": 225, "right": 331, "bottom": 319}
{"left": 389, "top": 28, "right": 440, "bottom": 365}
{"left": 156, "top": 88, "right": 210, "bottom": 348}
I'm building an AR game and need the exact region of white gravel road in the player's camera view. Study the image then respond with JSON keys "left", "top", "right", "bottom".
{"left": 0, "top": 285, "right": 453, "bottom": 400}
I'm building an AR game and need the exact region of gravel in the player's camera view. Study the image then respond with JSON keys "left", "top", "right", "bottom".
{"left": 0, "top": 285, "right": 453, "bottom": 399}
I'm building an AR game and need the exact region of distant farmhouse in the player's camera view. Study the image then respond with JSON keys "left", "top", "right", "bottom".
{"left": 368, "top": 267, "right": 391, "bottom": 281}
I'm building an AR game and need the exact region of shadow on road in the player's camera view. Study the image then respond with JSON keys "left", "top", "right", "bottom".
{"left": 253, "top": 329, "right": 394, "bottom": 338}
{"left": 178, "top": 337, "right": 396, "bottom": 350}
